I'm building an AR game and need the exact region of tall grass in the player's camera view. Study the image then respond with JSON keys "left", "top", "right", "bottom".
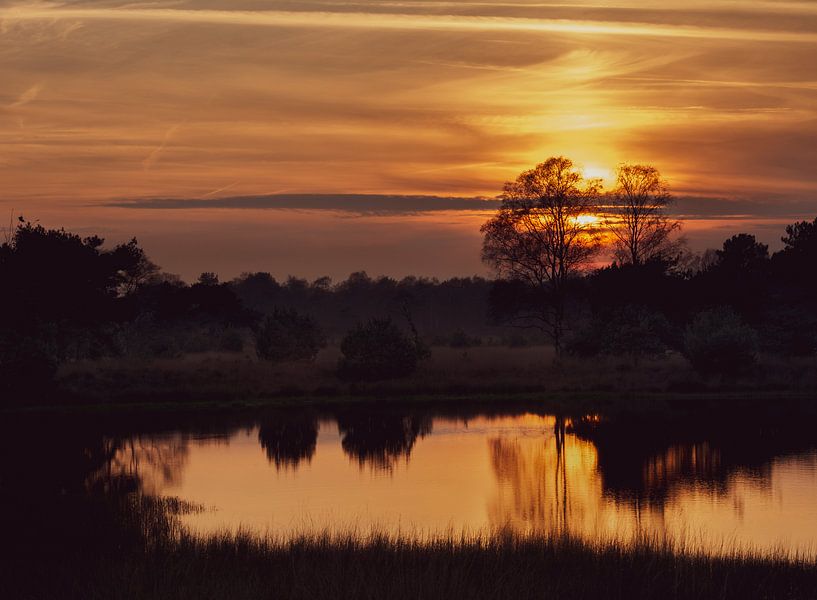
{"left": 5, "top": 495, "right": 816, "bottom": 599}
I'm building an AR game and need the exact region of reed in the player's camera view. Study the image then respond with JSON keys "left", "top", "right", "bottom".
{"left": 4, "top": 495, "right": 816, "bottom": 599}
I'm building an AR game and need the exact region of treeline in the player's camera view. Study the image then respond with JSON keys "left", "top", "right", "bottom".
{"left": 1, "top": 215, "right": 816, "bottom": 400}
{"left": 550, "top": 222, "right": 817, "bottom": 374}
{"left": 0, "top": 219, "right": 499, "bottom": 397}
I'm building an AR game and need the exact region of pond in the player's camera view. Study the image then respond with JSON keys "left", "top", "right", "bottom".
{"left": 59, "top": 405, "right": 817, "bottom": 556}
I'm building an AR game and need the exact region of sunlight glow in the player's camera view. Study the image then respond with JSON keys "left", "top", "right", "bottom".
{"left": 582, "top": 165, "right": 615, "bottom": 186}
{"left": 575, "top": 214, "right": 601, "bottom": 227}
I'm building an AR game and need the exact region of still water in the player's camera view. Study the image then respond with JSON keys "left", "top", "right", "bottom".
{"left": 99, "top": 409, "right": 817, "bottom": 555}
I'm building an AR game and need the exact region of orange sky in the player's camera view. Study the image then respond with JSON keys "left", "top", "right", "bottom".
{"left": 2, "top": 1, "right": 817, "bottom": 279}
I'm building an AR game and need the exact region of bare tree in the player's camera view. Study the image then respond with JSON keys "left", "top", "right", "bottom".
{"left": 481, "top": 156, "right": 602, "bottom": 356}
{"left": 605, "top": 164, "right": 680, "bottom": 265}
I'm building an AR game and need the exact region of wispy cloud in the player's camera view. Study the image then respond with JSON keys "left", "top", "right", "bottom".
{"left": 4, "top": 5, "right": 817, "bottom": 43}
{"left": 142, "top": 122, "right": 182, "bottom": 170}
{"left": 6, "top": 83, "right": 43, "bottom": 108}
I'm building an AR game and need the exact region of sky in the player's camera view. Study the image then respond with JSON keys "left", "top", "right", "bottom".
{"left": 2, "top": 0, "right": 817, "bottom": 281}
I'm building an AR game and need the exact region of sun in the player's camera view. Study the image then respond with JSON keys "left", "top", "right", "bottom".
{"left": 575, "top": 214, "right": 601, "bottom": 227}
{"left": 582, "top": 164, "right": 615, "bottom": 186}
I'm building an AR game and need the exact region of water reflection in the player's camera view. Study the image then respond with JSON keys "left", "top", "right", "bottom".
{"left": 3, "top": 407, "right": 817, "bottom": 556}
{"left": 570, "top": 414, "right": 817, "bottom": 506}
{"left": 258, "top": 413, "right": 319, "bottom": 470}
{"left": 488, "top": 419, "right": 602, "bottom": 533}
{"left": 336, "top": 411, "right": 433, "bottom": 471}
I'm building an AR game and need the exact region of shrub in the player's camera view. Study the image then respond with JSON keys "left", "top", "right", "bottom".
{"left": 605, "top": 308, "right": 672, "bottom": 361}
{"left": 567, "top": 306, "right": 673, "bottom": 364}
{"left": 254, "top": 308, "right": 326, "bottom": 364}
{"left": 683, "top": 307, "right": 759, "bottom": 376}
{"left": 338, "top": 318, "right": 428, "bottom": 381}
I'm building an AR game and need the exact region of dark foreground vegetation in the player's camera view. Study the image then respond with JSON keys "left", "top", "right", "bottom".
{"left": 5, "top": 493, "right": 817, "bottom": 600}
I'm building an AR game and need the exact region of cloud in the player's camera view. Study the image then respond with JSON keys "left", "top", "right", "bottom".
{"left": 672, "top": 196, "right": 817, "bottom": 220}
{"left": 5, "top": 4, "right": 817, "bottom": 43}
{"left": 107, "top": 193, "right": 500, "bottom": 214}
{"left": 105, "top": 192, "right": 817, "bottom": 220}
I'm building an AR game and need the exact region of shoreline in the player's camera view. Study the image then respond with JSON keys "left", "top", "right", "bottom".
{"left": 6, "top": 388, "right": 817, "bottom": 417}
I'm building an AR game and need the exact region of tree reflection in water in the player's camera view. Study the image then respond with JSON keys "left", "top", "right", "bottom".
{"left": 258, "top": 413, "right": 319, "bottom": 470}
{"left": 336, "top": 411, "right": 433, "bottom": 471}
{"left": 5, "top": 407, "right": 817, "bottom": 556}
{"left": 488, "top": 416, "right": 606, "bottom": 534}
{"left": 569, "top": 412, "right": 817, "bottom": 506}
{"left": 487, "top": 411, "right": 817, "bottom": 541}
{"left": 90, "top": 434, "right": 191, "bottom": 495}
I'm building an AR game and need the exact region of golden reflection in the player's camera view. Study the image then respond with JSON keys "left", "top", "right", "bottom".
{"left": 643, "top": 443, "right": 722, "bottom": 491}
{"left": 487, "top": 417, "right": 612, "bottom": 534}
{"left": 94, "top": 414, "right": 817, "bottom": 556}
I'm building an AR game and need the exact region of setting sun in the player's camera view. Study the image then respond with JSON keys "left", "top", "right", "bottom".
{"left": 575, "top": 213, "right": 602, "bottom": 227}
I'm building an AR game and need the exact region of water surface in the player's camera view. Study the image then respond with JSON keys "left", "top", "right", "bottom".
{"left": 98, "top": 409, "right": 817, "bottom": 556}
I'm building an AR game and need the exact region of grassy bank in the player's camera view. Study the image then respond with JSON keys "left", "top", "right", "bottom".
{"left": 7, "top": 344, "right": 813, "bottom": 415}
{"left": 5, "top": 496, "right": 817, "bottom": 600}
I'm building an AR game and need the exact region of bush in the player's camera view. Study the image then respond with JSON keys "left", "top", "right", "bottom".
{"left": 567, "top": 306, "right": 674, "bottom": 364}
{"left": 254, "top": 308, "right": 326, "bottom": 364}
{"left": 683, "top": 307, "right": 759, "bottom": 376}
{"left": 338, "top": 318, "right": 428, "bottom": 381}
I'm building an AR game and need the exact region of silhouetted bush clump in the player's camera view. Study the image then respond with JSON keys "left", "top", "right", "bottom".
{"left": 338, "top": 318, "right": 428, "bottom": 380}
{"left": 683, "top": 307, "right": 759, "bottom": 376}
{"left": 567, "top": 306, "right": 674, "bottom": 364}
{"left": 254, "top": 308, "right": 326, "bottom": 364}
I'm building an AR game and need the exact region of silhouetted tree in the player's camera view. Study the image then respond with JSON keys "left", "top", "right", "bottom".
{"left": 773, "top": 217, "right": 817, "bottom": 301}
{"left": 716, "top": 234, "right": 769, "bottom": 272}
{"left": 109, "top": 238, "right": 161, "bottom": 296}
{"left": 197, "top": 272, "right": 219, "bottom": 286}
{"left": 586, "top": 258, "right": 689, "bottom": 323}
{"left": 695, "top": 234, "right": 770, "bottom": 321}
{"left": 605, "top": 164, "right": 680, "bottom": 265}
{"left": 481, "top": 157, "right": 602, "bottom": 355}
{"left": 0, "top": 220, "right": 156, "bottom": 396}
